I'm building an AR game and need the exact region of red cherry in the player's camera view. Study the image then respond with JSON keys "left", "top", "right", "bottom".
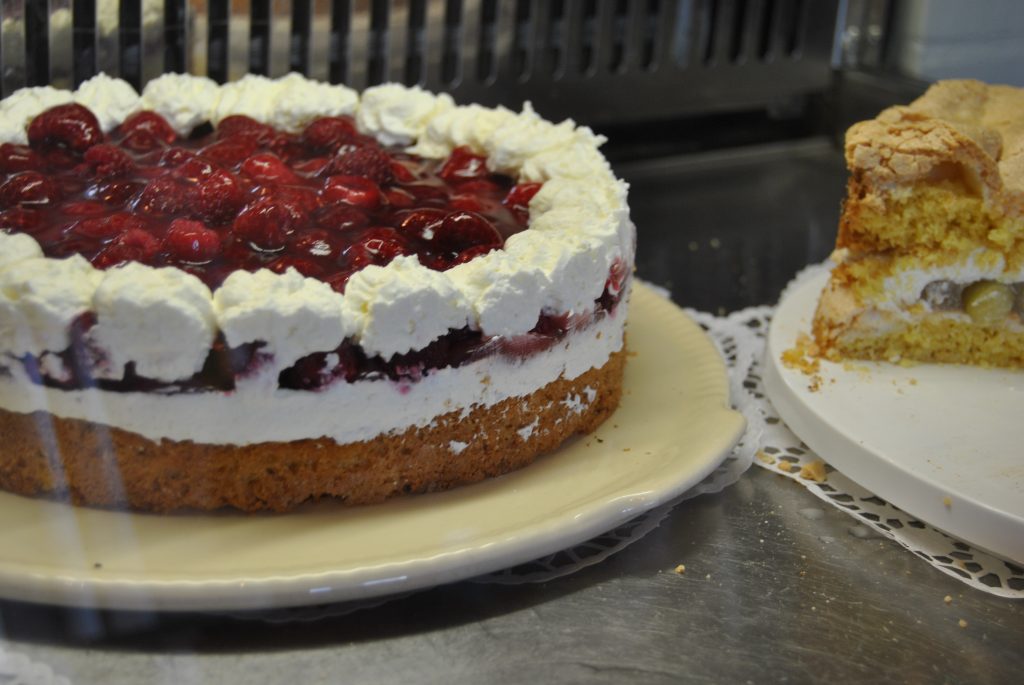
{"left": 313, "top": 203, "right": 369, "bottom": 232}
{"left": 120, "top": 111, "right": 176, "bottom": 145}
{"left": 159, "top": 147, "right": 193, "bottom": 167}
{"left": 135, "top": 175, "right": 188, "bottom": 215}
{"left": 384, "top": 188, "right": 416, "bottom": 208}
{"left": 606, "top": 257, "right": 627, "bottom": 295}
{"left": 402, "top": 184, "right": 448, "bottom": 204}
{"left": 233, "top": 198, "right": 308, "bottom": 251}
{"left": 91, "top": 180, "right": 144, "bottom": 205}
{"left": 326, "top": 270, "right": 357, "bottom": 293}
{"left": 322, "top": 175, "right": 382, "bottom": 209}
{"left": 272, "top": 185, "right": 321, "bottom": 214}
{"left": 397, "top": 208, "right": 446, "bottom": 241}
{"left": 201, "top": 137, "right": 258, "bottom": 167}
{"left": 267, "top": 255, "right": 325, "bottom": 278}
{"left": 432, "top": 210, "right": 502, "bottom": 252}
{"left": 119, "top": 129, "right": 165, "bottom": 153}
{"left": 455, "top": 179, "right": 503, "bottom": 196}
{"left": 451, "top": 244, "right": 497, "bottom": 266}
{"left": 0, "top": 207, "right": 43, "bottom": 234}
{"left": 0, "top": 143, "right": 43, "bottom": 173}
{"left": 448, "top": 194, "right": 484, "bottom": 212}
{"left": 438, "top": 146, "right": 489, "bottom": 182}
{"left": 301, "top": 116, "right": 357, "bottom": 153}
{"left": 504, "top": 182, "right": 542, "bottom": 222}
{"left": 390, "top": 160, "right": 416, "bottom": 183}
{"left": 358, "top": 227, "right": 413, "bottom": 264}
{"left": 0, "top": 171, "right": 61, "bottom": 208}
{"left": 292, "top": 157, "right": 332, "bottom": 177}
{"left": 72, "top": 212, "right": 146, "bottom": 240}
{"left": 195, "top": 169, "right": 247, "bottom": 225}
{"left": 217, "top": 115, "right": 273, "bottom": 144}
{"left": 164, "top": 218, "right": 222, "bottom": 263}
{"left": 326, "top": 146, "right": 394, "bottom": 185}
{"left": 92, "top": 228, "right": 160, "bottom": 268}
{"left": 27, "top": 103, "right": 103, "bottom": 153}
{"left": 291, "top": 229, "right": 342, "bottom": 260}
{"left": 172, "top": 155, "right": 217, "bottom": 183}
{"left": 240, "top": 152, "right": 300, "bottom": 186}
{"left": 61, "top": 200, "right": 107, "bottom": 216}
{"left": 83, "top": 143, "right": 135, "bottom": 179}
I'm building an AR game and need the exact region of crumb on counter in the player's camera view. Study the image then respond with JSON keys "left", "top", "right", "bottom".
{"left": 944, "top": 595, "right": 953, "bottom": 604}
{"left": 777, "top": 460, "right": 795, "bottom": 473}
{"left": 799, "top": 459, "right": 828, "bottom": 483}
{"left": 756, "top": 450, "right": 776, "bottom": 465}
{"left": 958, "top": 619, "right": 968, "bottom": 629}
{"left": 943, "top": 496, "right": 953, "bottom": 508}
{"left": 674, "top": 564, "right": 686, "bottom": 574}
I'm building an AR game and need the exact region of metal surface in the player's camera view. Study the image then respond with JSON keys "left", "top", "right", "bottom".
{"left": 0, "top": 1, "right": 844, "bottom": 127}
{"left": 0, "top": 142, "right": 1020, "bottom": 683}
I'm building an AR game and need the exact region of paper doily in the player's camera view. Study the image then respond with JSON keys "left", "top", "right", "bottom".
{"left": 715, "top": 264, "right": 1024, "bottom": 599}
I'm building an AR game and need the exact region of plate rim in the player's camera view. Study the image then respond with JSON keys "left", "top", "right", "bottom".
{"left": 763, "top": 270, "right": 1024, "bottom": 564}
{"left": 0, "top": 283, "right": 746, "bottom": 610}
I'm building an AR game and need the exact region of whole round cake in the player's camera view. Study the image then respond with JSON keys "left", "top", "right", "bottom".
{"left": 0, "top": 73, "right": 634, "bottom": 512}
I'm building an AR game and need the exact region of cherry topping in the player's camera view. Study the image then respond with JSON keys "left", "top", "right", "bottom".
{"left": 267, "top": 255, "right": 325, "bottom": 278}
{"left": 323, "top": 175, "right": 382, "bottom": 209}
{"left": 164, "top": 218, "right": 222, "bottom": 263}
{"left": 241, "top": 152, "right": 300, "bottom": 186}
{"left": 72, "top": 211, "right": 145, "bottom": 240}
{"left": 302, "top": 117, "right": 358, "bottom": 153}
{"left": 327, "top": 146, "right": 394, "bottom": 185}
{"left": 201, "top": 137, "right": 258, "bottom": 168}
{"left": 83, "top": 144, "right": 135, "bottom": 180}
{"left": 358, "top": 227, "right": 413, "bottom": 264}
{"left": 91, "top": 228, "right": 160, "bottom": 268}
{"left": 120, "top": 111, "right": 177, "bottom": 146}
{"left": 0, "top": 143, "right": 43, "bottom": 173}
{"left": 291, "top": 229, "right": 342, "bottom": 260}
{"left": 233, "top": 198, "right": 308, "bottom": 251}
{"left": 195, "top": 169, "right": 247, "bottom": 225}
{"left": 313, "top": 203, "right": 369, "bottom": 232}
{"left": 439, "top": 146, "right": 489, "bottom": 182}
{"left": 433, "top": 210, "right": 502, "bottom": 253}
{"left": 27, "top": 103, "right": 103, "bottom": 154}
{"left": 217, "top": 115, "right": 274, "bottom": 145}
{"left": 504, "top": 182, "right": 542, "bottom": 223}
{"left": 0, "top": 171, "right": 61, "bottom": 208}
{"left": 0, "top": 207, "right": 43, "bottom": 233}
{"left": 135, "top": 176, "right": 188, "bottom": 215}
{"left": 61, "top": 200, "right": 108, "bottom": 217}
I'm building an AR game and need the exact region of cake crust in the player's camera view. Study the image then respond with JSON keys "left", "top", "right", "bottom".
{"left": 0, "top": 349, "right": 625, "bottom": 512}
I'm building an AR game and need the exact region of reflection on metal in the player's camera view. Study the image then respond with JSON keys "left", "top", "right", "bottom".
{"left": 0, "top": 0, "right": 855, "bottom": 126}
{"left": 228, "top": 0, "right": 250, "bottom": 81}
{"left": 268, "top": 0, "right": 292, "bottom": 77}
{"left": 0, "top": 0, "right": 27, "bottom": 94}
{"left": 186, "top": 0, "right": 210, "bottom": 76}
{"left": 96, "top": 0, "right": 120, "bottom": 77}
{"left": 48, "top": 0, "right": 73, "bottom": 90}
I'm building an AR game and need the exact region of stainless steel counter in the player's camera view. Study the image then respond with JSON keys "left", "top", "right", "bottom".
{"left": 1, "top": 140, "right": 1021, "bottom": 684}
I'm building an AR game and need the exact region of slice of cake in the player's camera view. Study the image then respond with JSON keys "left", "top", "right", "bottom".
{"left": 813, "top": 79, "right": 1024, "bottom": 367}
{"left": 0, "top": 73, "right": 634, "bottom": 512}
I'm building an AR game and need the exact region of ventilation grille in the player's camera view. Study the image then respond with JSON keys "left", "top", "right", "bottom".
{"left": 0, "top": 0, "right": 840, "bottom": 124}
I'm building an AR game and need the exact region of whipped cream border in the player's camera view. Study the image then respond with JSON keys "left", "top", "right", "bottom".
{"left": 0, "top": 72, "right": 634, "bottom": 380}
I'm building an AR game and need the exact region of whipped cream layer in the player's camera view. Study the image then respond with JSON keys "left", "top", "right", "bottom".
{"left": 0, "top": 303, "right": 626, "bottom": 445}
{"left": 0, "top": 73, "right": 633, "bottom": 382}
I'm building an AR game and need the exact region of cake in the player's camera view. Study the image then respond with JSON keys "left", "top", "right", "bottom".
{"left": 812, "top": 79, "right": 1024, "bottom": 367}
{"left": 0, "top": 73, "right": 635, "bottom": 512}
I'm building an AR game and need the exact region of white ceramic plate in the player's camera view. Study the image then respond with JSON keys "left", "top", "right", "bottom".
{"left": 764, "top": 270, "right": 1024, "bottom": 564}
{"left": 0, "top": 284, "right": 745, "bottom": 611}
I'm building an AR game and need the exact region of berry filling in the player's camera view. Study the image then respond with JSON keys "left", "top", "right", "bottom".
{"left": 1, "top": 105, "right": 539, "bottom": 291}
{"left": 2, "top": 104, "right": 628, "bottom": 393}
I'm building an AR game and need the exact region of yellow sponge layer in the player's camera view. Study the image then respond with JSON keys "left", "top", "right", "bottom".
{"left": 838, "top": 178, "right": 1023, "bottom": 256}
{"left": 819, "top": 316, "right": 1024, "bottom": 368}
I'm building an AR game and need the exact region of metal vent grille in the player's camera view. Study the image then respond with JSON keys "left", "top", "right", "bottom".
{"left": 0, "top": 0, "right": 840, "bottom": 125}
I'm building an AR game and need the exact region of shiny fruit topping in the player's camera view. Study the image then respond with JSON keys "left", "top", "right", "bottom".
{"left": 241, "top": 152, "right": 301, "bottom": 186}
{"left": 439, "top": 146, "right": 489, "bottom": 182}
{"left": 164, "top": 218, "right": 222, "bottom": 263}
{"left": 120, "top": 111, "right": 177, "bottom": 146}
{"left": 233, "top": 199, "right": 308, "bottom": 251}
{"left": 83, "top": 144, "right": 135, "bottom": 179}
{"left": 0, "top": 171, "right": 61, "bottom": 208}
{"left": 0, "top": 143, "right": 43, "bottom": 173}
{"left": 301, "top": 116, "right": 358, "bottom": 153}
{"left": 195, "top": 169, "right": 247, "bottom": 225}
{"left": 327, "top": 146, "right": 394, "bottom": 185}
{"left": 504, "top": 182, "right": 542, "bottom": 222}
{"left": 135, "top": 176, "right": 188, "bottom": 215}
{"left": 91, "top": 228, "right": 160, "bottom": 268}
{"left": 27, "top": 103, "right": 103, "bottom": 153}
{"left": 323, "top": 175, "right": 382, "bottom": 209}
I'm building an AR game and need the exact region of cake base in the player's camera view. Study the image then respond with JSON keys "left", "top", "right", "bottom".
{"left": 0, "top": 349, "right": 625, "bottom": 512}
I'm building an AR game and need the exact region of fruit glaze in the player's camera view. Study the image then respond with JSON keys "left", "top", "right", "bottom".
{"left": 0, "top": 78, "right": 630, "bottom": 395}
{"left": 0, "top": 103, "right": 539, "bottom": 292}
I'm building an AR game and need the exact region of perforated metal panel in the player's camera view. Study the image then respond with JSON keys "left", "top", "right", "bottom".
{"left": 0, "top": 0, "right": 842, "bottom": 125}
